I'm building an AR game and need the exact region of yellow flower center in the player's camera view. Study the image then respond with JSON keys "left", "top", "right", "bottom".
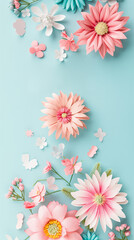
{"left": 94, "top": 194, "right": 105, "bottom": 205}
{"left": 36, "top": 190, "right": 40, "bottom": 195}
{"left": 62, "top": 113, "right": 67, "bottom": 118}
{"left": 44, "top": 220, "right": 62, "bottom": 239}
{"left": 95, "top": 22, "right": 108, "bottom": 35}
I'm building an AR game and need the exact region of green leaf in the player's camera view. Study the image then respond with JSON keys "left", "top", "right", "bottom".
{"left": 61, "top": 187, "right": 75, "bottom": 200}
{"left": 106, "top": 169, "right": 112, "bottom": 176}
{"left": 90, "top": 163, "right": 101, "bottom": 177}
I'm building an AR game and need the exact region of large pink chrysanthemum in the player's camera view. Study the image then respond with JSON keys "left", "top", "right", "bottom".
{"left": 25, "top": 201, "right": 83, "bottom": 240}
{"left": 40, "top": 92, "right": 90, "bottom": 141}
{"left": 71, "top": 170, "right": 128, "bottom": 232}
{"left": 75, "top": 1, "right": 130, "bottom": 58}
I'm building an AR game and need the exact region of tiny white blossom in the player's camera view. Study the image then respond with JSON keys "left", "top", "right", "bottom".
{"left": 21, "top": 9, "right": 31, "bottom": 18}
{"left": 36, "top": 137, "right": 48, "bottom": 150}
{"left": 55, "top": 49, "right": 67, "bottom": 62}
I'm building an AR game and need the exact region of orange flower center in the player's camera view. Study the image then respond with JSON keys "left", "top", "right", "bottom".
{"left": 94, "top": 194, "right": 105, "bottom": 205}
{"left": 44, "top": 220, "right": 62, "bottom": 239}
{"left": 95, "top": 22, "right": 108, "bottom": 35}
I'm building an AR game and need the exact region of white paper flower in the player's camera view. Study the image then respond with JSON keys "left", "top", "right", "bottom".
{"left": 101, "top": 0, "right": 117, "bottom": 6}
{"left": 5, "top": 235, "right": 19, "bottom": 240}
{"left": 55, "top": 48, "right": 67, "bottom": 62}
{"left": 94, "top": 128, "right": 106, "bottom": 142}
{"left": 36, "top": 137, "right": 48, "bottom": 149}
{"left": 32, "top": 4, "right": 65, "bottom": 36}
{"left": 52, "top": 143, "right": 65, "bottom": 159}
{"left": 21, "top": 9, "right": 31, "bottom": 17}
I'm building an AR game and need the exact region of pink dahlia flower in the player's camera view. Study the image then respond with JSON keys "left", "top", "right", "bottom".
{"left": 62, "top": 156, "right": 82, "bottom": 175}
{"left": 25, "top": 201, "right": 83, "bottom": 240}
{"left": 29, "top": 182, "right": 46, "bottom": 204}
{"left": 40, "top": 92, "right": 90, "bottom": 141}
{"left": 75, "top": 1, "right": 130, "bottom": 58}
{"left": 71, "top": 170, "right": 128, "bottom": 232}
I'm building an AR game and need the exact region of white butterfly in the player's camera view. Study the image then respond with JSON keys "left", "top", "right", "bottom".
{"left": 16, "top": 213, "right": 24, "bottom": 230}
{"left": 22, "top": 154, "right": 38, "bottom": 170}
{"left": 36, "top": 137, "right": 48, "bottom": 150}
{"left": 94, "top": 128, "right": 106, "bottom": 142}
{"left": 5, "top": 235, "right": 19, "bottom": 240}
{"left": 47, "top": 176, "right": 58, "bottom": 191}
{"left": 52, "top": 143, "right": 65, "bottom": 159}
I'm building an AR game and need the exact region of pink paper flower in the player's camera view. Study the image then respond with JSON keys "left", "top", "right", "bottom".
{"left": 75, "top": 1, "right": 130, "bottom": 58}
{"left": 60, "top": 31, "right": 79, "bottom": 52}
{"left": 62, "top": 156, "right": 82, "bottom": 175}
{"left": 26, "top": 130, "right": 33, "bottom": 137}
{"left": 19, "top": 183, "right": 24, "bottom": 191}
{"left": 29, "top": 182, "right": 46, "bottom": 204}
{"left": 71, "top": 170, "right": 128, "bottom": 232}
{"left": 43, "top": 161, "right": 52, "bottom": 174}
{"left": 40, "top": 92, "right": 90, "bottom": 141}
{"left": 29, "top": 40, "right": 46, "bottom": 58}
{"left": 24, "top": 201, "right": 36, "bottom": 209}
{"left": 14, "top": 0, "right": 20, "bottom": 9}
{"left": 108, "top": 232, "right": 115, "bottom": 239}
{"left": 25, "top": 201, "right": 83, "bottom": 240}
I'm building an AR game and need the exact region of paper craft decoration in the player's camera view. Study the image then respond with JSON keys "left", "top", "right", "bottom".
{"left": 16, "top": 213, "right": 24, "bottom": 230}
{"left": 26, "top": 130, "right": 33, "bottom": 137}
{"left": 101, "top": 0, "right": 117, "bottom": 5}
{"left": 22, "top": 154, "right": 38, "bottom": 170}
{"left": 5, "top": 235, "right": 19, "bottom": 240}
{"left": 55, "top": 0, "right": 92, "bottom": 12}
{"left": 21, "top": 9, "right": 30, "bottom": 17}
{"left": 55, "top": 49, "right": 67, "bottom": 62}
{"left": 29, "top": 182, "right": 46, "bottom": 204}
{"left": 47, "top": 176, "right": 58, "bottom": 190}
{"left": 40, "top": 92, "right": 90, "bottom": 141}
{"left": 60, "top": 31, "right": 79, "bottom": 52}
{"left": 87, "top": 146, "right": 98, "bottom": 158}
{"left": 29, "top": 41, "right": 46, "bottom": 58}
{"left": 75, "top": 1, "right": 130, "bottom": 58}
{"left": 52, "top": 143, "right": 65, "bottom": 159}
{"left": 32, "top": 4, "right": 65, "bottom": 36}
{"left": 36, "top": 137, "right": 48, "bottom": 149}
{"left": 62, "top": 156, "right": 82, "bottom": 175}
{"left": 13, "top": 19, "right": 26, "bottom": 36}
{"left": 94, "top": 128, "right": 106, "bottom": 142}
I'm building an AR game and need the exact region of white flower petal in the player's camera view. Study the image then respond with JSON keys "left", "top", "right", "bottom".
{"left": 45, "top": 26, "right": 53, "bottom": 36}
{"left": 36, "top": 23, "right": 45, "bottom": 31}
{"left": 53, "top": 22, "right": 65, "bottom": 30}
{"left": 32, "top": 16, "right": 41, "bottom": 23}
{"left": 41, "top": 3, "right": 48, "bottom": 15}
{"left": 108, "top": 0, "right": 117, "bottom": 5}
{"left": 31, "top": 6, "right": 43, "bottom": 17}
{"left": 53, "top": 15, "right": 66, "bottom": 21}
{"left": 50, "top": 5, "right": 59, "bottom": 16}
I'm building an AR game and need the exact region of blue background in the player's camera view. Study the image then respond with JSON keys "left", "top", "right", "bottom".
{"left": 0, "top": 0, "right": 134, "bottom": 239}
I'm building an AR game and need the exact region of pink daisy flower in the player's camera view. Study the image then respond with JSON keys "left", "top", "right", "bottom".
{"left": 71, "top": 170, "right": 128, "bottom": 232}
{"left": 75, "top": 1, "right": 130, "bottom": 58}
{"left": 25, "top": 201, "right": 83, "bottom": 240}
{"left": 29, "top": 182, "right": 46, "bottom": 204}
{"left": 62, "top": 156, "right": 82, "bottom": 175}
{"left": 40, "top": 92, "right": 90, "bottom": 141}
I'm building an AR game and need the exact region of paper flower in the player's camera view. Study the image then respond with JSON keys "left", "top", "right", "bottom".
{"left": 56, "top": 0, "right": 92, "bottom": 12}
{"left": 21, "top": 8, "right": 31, "bottom": 17}
{"left": 82, "top": 231, "right": 99, "bottom": 240}
{"left": 52, "top": 143, "right": 65, "bottom": 159}
{"left": 101, "top": 0, "right": 117, "bottom": 6}
{"left": 36, "top": 137, "right": 48, "bottom": 149}
{"left": 94, "top": 128, "right": 106, "bottom": 142}
{"left": 13, "top": 19, "right": 26, "bottom": 36}
{"left": 24, "top": 201, "right": 36, "bottom": 209}
{"left": 22, "top": 154, "right": 38, "bottom": 170}
{"left": 55, "top": 48, "right": 67, "bottom": 62}
{"left": 43, "top": 161, "right": 52, "bottom": 173}
{"left": 29, "top": 41, "right": 46, "bottom": 58}
{"left": 32, "top": 4, "right": 65, "bottom": 36}
{"left": 60, "top": 31, "right": 79, "bottom": 52}
{"left": 25, "top": 201, "right": 83, "bottom": 239}
{"left": 62, "top": 156, "right": 82, "bottom": 175}
{"left": 109, "top": 224, "right": 131, "bottom": 240}
{"left": 16, "top": 213, "right": 24, "bottom": 230}
{"left": 5, "top": 235, "right": 19, "bottom": 240}
{"left": 40, "top": 92, "right": 90, "bottom": 141}
{"left": 26, "top": 130, "right": 33, "bottom": 137}
{"left": 29, "top": 182, "right": 46, "bottom": 204}
{"left": 71, "top": 170, "right": 128, "bottom": 232}
{"left": 47, "top": 176, "right": 58, "bottom": 190}
{"left": 75, "top": 1, "right": 130, "bottom": 58}
{"left": 87, "top": 146, "right": 98, "bottom": 158}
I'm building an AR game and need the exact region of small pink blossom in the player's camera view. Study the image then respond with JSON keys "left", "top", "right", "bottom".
{"left": 12, "top": 180, "right": 16, "bottom": 185}
{"left": 43, "top": 161, "right": 52, "bottom": 174}
{"left": 115, "top": 226, "right": 120, "bottom": 232}
{"left": 108, "top": 232, "right": 115, "bottom": 239}
{"left": 120, "top": 224, "right": 127, "bottom": 230}
{"left": 6, "top": 192, "right": 12, "bottom": 199}
{"left": 24, "top": 201, "right": 36, "bottom": 209}
{"left": 125, "top": 231, "right": 131, "bottom": 236}
{"left": 29, "top": 182, "right": 46, "bottom": 204}
{"left": 62, "top": 156, "right": 82, "bottom": 175}
{"left": 60, "top": 31, "right": 79, "bottom": 52}
{"left": 14, "top": 0, "right": 20, "bottom": 9}
{"left": 14, "top": 177, "right": 19, "bottom": 183}
{"left": 26, "top": 130, "right": 33, "bottom": 137}
{"left": 19, "top": 178, "right": 22, "bottom": 182}
{"left": 29, "top": 41, "right": 46, "bottom": 58}
{"left": 19, "top": 183, "right": 24, "bottom": 191}
{"left": 9, "top": 186, "right": 13, "bottom": 192}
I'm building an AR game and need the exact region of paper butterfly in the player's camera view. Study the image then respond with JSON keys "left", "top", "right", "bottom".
{"left": 16, "top": 213, "right": 24, "bottom": 230}
{"left": 94, "top": 128, "right": 106, "bottom": 142}
{"left": 52, "top": 143, "right": 65, "bottom": 159}
{"left": 13, "top": 19, "right": 26, "bottom": 36}
{"left": 22, "top": 154, "right": 38, "bottom": 170}
{"left": 36, "top": 137, "right": 47, "bottom": 150}
{"left": 5, "top": 235, "right": 19, "bottom": 240}
{"left": 29, "top": 41, "right": 46, "bottom": 58}
{"left": 87, "top": 146, "right": 98, "bottom": 158}
{"left": 47, "top": 177, "right": 58, "bottom": 191}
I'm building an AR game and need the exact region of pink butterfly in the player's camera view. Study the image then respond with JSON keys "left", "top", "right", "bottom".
{"left": 47, "top": 177, "right": 58, "bottom": 191}
{"left": 29, "top": 41, "right": 46, "bottom": 58}
{"left": 87, "top": 146, "right": 98, "bottom": 158}
{"left": 59, "top": 31, "right": 79, "bottom": 52}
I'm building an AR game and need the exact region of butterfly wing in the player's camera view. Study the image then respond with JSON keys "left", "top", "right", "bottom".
{"left": 29, "top": 159, "right": 38, "bottom": 169}
{"left": 22, "top": 154, "right": 30, "bottom": 169}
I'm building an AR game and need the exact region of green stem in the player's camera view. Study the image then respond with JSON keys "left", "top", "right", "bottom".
{"left": 20, "top": 0, "right": 39, "bottom": 11}
{"left": 46, "top": 190, "right": 61, "bottom": 196}
{"left": 29, "top": 209, "right": 33, "bottom": 214}
{"left": 69, "top": 172, "right": 74, "bottom": 185}
{"left": 24, "top": 236, "right": 30, "bottom": 240}
{"left": 52, "top": 167, "right": 70, "bottom": 185}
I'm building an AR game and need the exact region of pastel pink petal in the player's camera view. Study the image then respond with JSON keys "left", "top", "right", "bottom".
{"left": 38, "top": 206, "right": 52, "bottom": 226}
{"left": 25, "top": 228, "right": 33, "bottom": 236}
{"left": 62, "top": 217, "right": 80, "bottom": 232}
{"left": 36, "top": 51, "right": 44, "bottom": 58}
{"left": 110, "top": 2, "right": 119, "bottom": 15}
{"left": 99, "top": 43, "right": 107, "bottom": 58}
{"left": 31, "top": 40, "right": 38, "bottom": 47}
{"left": 47, "top": 201, "right": 60, "bottom": 213}
{"left": 29, "top": 47, "right": 36, "bottom": 54}
{"left": 38, "top": 44, "right": 46, "bottom": 51}
{"left": 60, "top": 39, "right": 70, "bottom": 51}
{"left": 67, "top": 232, "right": 82, "bottom": 240}
{"left": 89, "top": 5, "right": 99, "bottom": 22}
{"left": 52, "top": 204, "right": 67, "bottom": 222}
{"left": 30, "top": 232, "right": 47, "bottom": 240}
{"left": 109, "top": 31, "right": 127, "bottom": 39}
{"left": 27, "top": 217, "right": 42, "bottom": 232}
{"left": 66, "top": 210, "right": 77, "bottom": 218}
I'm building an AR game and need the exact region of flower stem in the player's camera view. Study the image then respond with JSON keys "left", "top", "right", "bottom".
{"left": 52, "top": 167, "right": 70, "bottom": 185}
{"left": 69, "top": 172, "right": 74, "bottom": 185}
{"left": 46, "top": 190, "right": 61, "bottom": 196}
{"left": 24, "top": 236, "right": 30, "bottom": 240}
{"left": 20, "top": 0, "right": 39, "bottom": 12}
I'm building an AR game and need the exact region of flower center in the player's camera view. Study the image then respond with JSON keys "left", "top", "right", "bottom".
{"left": 57, "top": 107, "right": 72, "bottom": 124}
{"left": 41, "top": 15, "right": 54, "bottom": 27}
{"left": 36, "top": 190, "right": 40, "bottom": 195}
{"left": 94, "top": 194, "right": 105, "bottom": 205}
{"left": 95, "top": 22, "right": 108, "bottom": 35}
{"left": 44, "top": 220, "right": 62, "bottom": 239}
{"left": 62, "top": 113, "right": 67, "bottom": 118}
